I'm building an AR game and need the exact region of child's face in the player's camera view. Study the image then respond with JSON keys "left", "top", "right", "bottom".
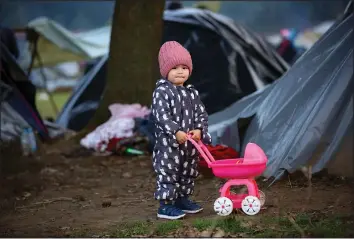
{"left": 167, "top": 64, "right": 190, "bottom": 86}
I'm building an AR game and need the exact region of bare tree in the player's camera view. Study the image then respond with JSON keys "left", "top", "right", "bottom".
{"left": 89, "top": 0, "right": 165, "bottom": 127}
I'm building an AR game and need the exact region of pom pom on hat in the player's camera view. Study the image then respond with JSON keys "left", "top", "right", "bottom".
{"left": 158, "top": 41, "right": 193, "bottom": 78}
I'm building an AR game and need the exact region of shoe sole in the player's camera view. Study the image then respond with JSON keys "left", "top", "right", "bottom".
{"left": 157, "top": 213, "right": 186, "bottom": 220}
{"left": 182, "top": 208, "right": 203, "bottom": 214}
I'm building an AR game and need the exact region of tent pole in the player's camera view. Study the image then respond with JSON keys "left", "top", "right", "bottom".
{"left": 26, "top": 28, "right": 37, "bottom": 77}
{"left": 26, "top": 28, "right": 59, "bottom": 116}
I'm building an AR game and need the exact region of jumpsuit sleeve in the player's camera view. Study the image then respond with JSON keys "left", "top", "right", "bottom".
{"left": 151, "top": 87, "right": 180, "bottom": 147}
{"left": 193, "top": 89, "right": 212, "bottom": 145}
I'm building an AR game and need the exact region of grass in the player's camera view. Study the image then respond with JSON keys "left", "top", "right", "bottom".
{"left": 74, "top": 213, "right": 353, "bottom": 238}
{"left": 155, "top": 220, "right": 183, "bottom": 236}
{"left": 35, "top": 90, "right": 72, "bottom": 120}
{"left": 96, "top": 220, "right": 183, "bottom": 238}
{"left": 114, "top": 221, "right": 150, "bottom": 237}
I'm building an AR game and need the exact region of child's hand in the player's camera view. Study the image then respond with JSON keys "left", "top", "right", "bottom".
{"left": 189, "top": 129, "right": 201, "bottom": 141}
{"left": 176, "top": 131, "right": 188, "bottom": 144}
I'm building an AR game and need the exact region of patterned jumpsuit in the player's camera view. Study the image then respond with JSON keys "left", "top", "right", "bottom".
{"left": 151, "top": 79, "right": 212, "bottom": 200}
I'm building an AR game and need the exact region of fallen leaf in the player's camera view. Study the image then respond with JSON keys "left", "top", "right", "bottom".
{"left": 197, "top": 174, "right": 204, "bottom": 181}
{"left": 23, "top": 192, "right": 31, "bottom": 198}
{"left": 240, "top": 221, "right": 254, "bottom": 228}
{"left": 40, "top": 167, "right": 62, "bottom": 176}
{"left": 185, "top": 228, "right": 198, "bottom": 237}
{"left": 200, "top": 230, "right": 213, "bottom": 237}
{"left": 123, "top": 172, "right": 132, "bottom": 178}
{"left": 213, "top": 229, "right": 225, "bottom": 238}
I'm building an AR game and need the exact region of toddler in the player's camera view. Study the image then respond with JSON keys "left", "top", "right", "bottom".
{"left": 151, "top": 41, "right": 212, "bottom": 220}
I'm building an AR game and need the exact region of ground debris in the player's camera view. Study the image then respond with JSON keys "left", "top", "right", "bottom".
{"left": 200, "top": 229, "right": 213, "bottom": 237}
{"left": 1, "top": 138, "right": 353, "bottom": 237}
{"left": 15, "top": 197, "right": 79, "bottom": 210}
{"left": 122, "top": 172, "right": 132, "bottom": 178}
{"left": 102, "top": 201, "right": 112, "bottom": 208}
{"left": 213, "top": 229, "right": 226, "bottom": 238}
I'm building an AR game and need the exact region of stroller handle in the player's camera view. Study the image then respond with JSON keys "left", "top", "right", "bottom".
{"left": 187, "top": 135, "right": 215, "bottom": 168}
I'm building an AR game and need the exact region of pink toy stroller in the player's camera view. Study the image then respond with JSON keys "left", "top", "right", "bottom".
{"left": 187, "top": 136, "right": 268, "bottom": 216}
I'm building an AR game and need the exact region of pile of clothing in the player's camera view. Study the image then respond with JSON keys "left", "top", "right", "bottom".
{"left": 80, "top": 103, "right": 151, "bottom": 153}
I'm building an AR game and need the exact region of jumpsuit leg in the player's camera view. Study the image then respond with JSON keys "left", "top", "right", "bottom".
{"left": 179, "top": 146, "right": 199, "bottom": 197}
{"left": 153, "top": 146, "right": 181, "bottom": 200}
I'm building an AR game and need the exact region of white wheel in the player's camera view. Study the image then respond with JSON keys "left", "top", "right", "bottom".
{"left": 241, "top": 196, "right": 261, "bottom": 216}
{"left": 214, "top": 197, "right": 233, "bottom": 216}
{"left": 259, "top": 190, "right": 266, "bottom": 207}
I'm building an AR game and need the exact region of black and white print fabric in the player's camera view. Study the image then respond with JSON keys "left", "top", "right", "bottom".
{"left": 151, "top": 79, "right": 212, "bottom": 200}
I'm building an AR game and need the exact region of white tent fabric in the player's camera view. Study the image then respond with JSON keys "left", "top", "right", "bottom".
{"left": 21, "top": 17, "right": 111, "bottom": 68}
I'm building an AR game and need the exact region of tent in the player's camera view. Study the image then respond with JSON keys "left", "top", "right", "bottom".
{"left": 56, "top": 56, "right": 108, "bottom": 131}
{"left": 208, "top": 2, "right": 353, "bottom": 180}
{"left": 56, "top": 8, "right": 288, "bottom": 131}
{"left": 0, "top": 42, "right": 50, "bottom": 142}
{"left": 266, "top": 21, "right": 335, "bottom": 51}
{"left": 18, "top": 17, "right": 111, "bottom": 69}
{"left": 0, "top": 41, "right": 68, "bottom": 142}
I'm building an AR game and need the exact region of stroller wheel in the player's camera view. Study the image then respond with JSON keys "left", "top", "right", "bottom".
{"left": 241, "top": 196, "right": 261, "bottom": 216}
{"left": 259, "top": 190, "right": 266, "bottom": 207}
{"left": 214, "top": 197, "right": 233, "bottom": 216}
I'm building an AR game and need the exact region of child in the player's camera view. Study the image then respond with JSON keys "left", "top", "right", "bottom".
{"left": 151, "top": 41, "right": 212, "bottom": 220}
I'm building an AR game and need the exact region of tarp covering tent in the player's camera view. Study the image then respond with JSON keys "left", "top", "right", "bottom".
{"left": 56, "top": 8, "right": 288, "bottom": 131}
{"left": 208, "top": 3, "right": 353, "bottom": 180}
{"left": 0, "top": 42, "right": 50, "bottom": 141}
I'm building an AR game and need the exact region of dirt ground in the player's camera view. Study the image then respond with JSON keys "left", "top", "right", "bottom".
{"left": 0, "top": 139, "right": 353, "bottom": 237}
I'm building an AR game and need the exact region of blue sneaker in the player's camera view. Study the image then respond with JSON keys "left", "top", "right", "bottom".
{"left": 175, "top": 197, "right": 203, "bottom": 214}
{"left": 157, "top": 204, "right": 186, "bottom": 220}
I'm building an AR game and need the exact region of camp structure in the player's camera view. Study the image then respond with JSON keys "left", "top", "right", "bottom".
{"left": 0, "top": 41, "right": 50, "bottom": 142}
{"left": 208, "top": 1, "right": 353, "bottom": 179}
{"left": 56, "top": 8, "right": 289, "bottom": 131}
{"left": 0, "top": 42, "right": 66, "bottom": 142}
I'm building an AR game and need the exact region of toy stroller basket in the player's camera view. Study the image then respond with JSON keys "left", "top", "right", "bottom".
{"left": 187, "top": 136, "right": 268, "bottom": 179}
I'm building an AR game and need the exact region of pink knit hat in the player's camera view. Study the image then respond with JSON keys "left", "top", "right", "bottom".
{"left": 158, "top": 41, "right": 193, "bottom": 78}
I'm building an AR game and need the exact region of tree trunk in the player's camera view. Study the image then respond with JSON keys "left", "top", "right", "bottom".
{"left": 88, "top": 0, "right": 165, "bottom": 127}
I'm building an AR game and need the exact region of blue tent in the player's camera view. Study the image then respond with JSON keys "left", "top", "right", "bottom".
{"left": 0, "top": 42, "right": 49, "bottom": 141}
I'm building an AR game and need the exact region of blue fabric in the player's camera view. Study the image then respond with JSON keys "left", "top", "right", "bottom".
{"left": 7, "top": 88, "right": 49, "bottom": 139}
{"left": 135, "top": 115, "right": 155, "bottom": 152}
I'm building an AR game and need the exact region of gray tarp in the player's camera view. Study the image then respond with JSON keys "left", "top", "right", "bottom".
{"left": 208, "top": 7, "right": 353, "bottom": 180}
